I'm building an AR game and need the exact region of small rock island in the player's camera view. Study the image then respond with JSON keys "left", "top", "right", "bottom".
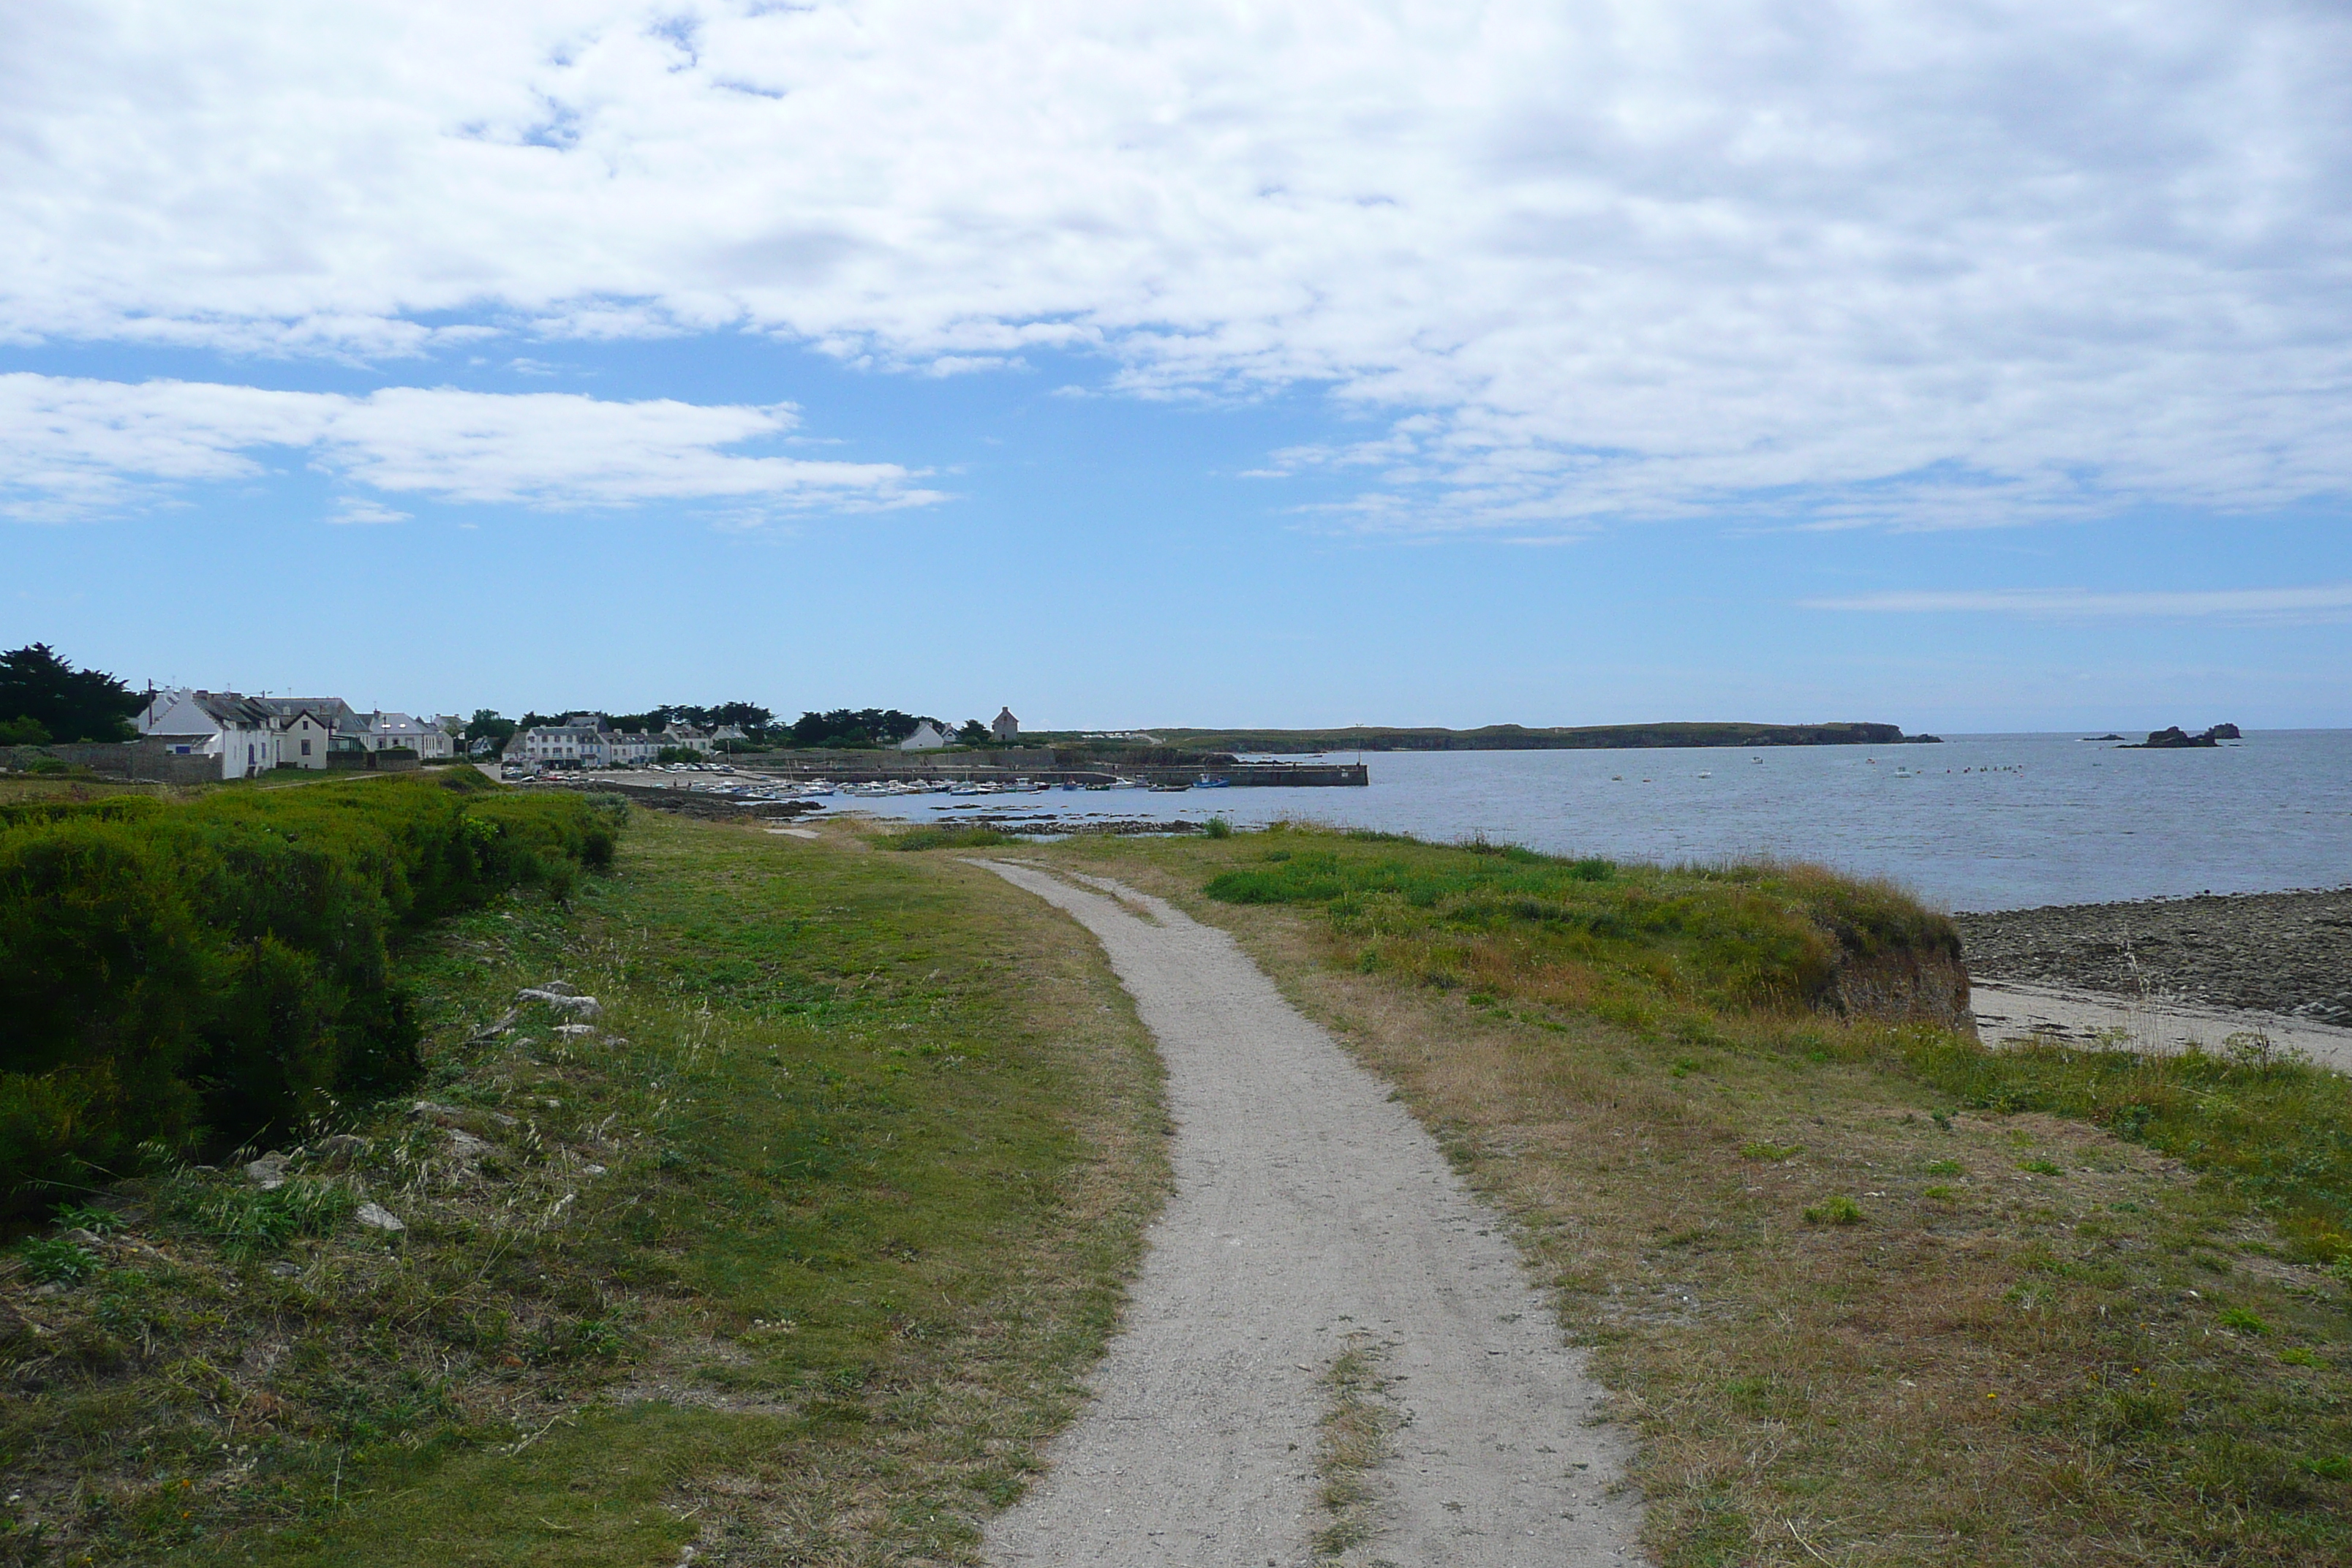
{"left": 2122, "top": 723, "right": 2241, "bottom": 748}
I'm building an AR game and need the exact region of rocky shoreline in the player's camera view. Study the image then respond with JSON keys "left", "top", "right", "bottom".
{"left": 1953, "top": 886, "right": 2352, "bottom": 1027}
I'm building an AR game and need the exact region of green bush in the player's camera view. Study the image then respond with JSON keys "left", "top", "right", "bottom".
{"left": 0, "top": 773, "right": 619, "bottom": 1213}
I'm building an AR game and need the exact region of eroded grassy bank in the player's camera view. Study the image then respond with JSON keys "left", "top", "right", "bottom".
{"left": 995, "top": 823, "right": 2352, "bottom": 1568}
{"left": 2, "top": 807, "right": 1166, "bottom": 1565}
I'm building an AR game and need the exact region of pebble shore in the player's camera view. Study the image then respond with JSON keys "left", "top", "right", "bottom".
{"left": 1955, "top": 887, "right": 2352, "bottom": 1027}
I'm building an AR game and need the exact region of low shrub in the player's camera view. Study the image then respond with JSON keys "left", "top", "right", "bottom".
{"left": 0, "top": 773, "right": 619, "bottom": 1214}
{"left": 15, "top": 1233, "right": 101, "bottom": 1284}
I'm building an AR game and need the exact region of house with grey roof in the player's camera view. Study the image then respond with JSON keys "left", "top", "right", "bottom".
{"left": 135, "top": 689, "right": 282, "bottom": 780}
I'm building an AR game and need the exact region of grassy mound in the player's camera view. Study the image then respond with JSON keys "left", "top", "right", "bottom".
{"left": 1206, "top": 830, "right": 1967, "bottom": 1025}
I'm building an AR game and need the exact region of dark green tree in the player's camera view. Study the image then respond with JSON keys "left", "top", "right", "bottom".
{"left": 957, "top": 719, "right": 991, "bottom": 746}
{"left": 791, "top": 708, "right": 934, "bottom": 747}
{"left": 464, "top": 709, "right": 518, "bottom": 747}
{"left": 0, "top": 644, "right": 143, "bottom": 744}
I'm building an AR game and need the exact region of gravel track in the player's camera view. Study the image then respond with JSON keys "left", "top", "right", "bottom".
{"left": 974, "top": 862, "right": 1642, "bottom": 1568}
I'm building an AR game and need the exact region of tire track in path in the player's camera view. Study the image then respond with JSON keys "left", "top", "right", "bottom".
{"left": 974, "top": 862, "right": 1643, "bottom": 1568}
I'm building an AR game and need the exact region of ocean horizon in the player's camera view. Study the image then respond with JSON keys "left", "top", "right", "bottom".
{"left": 841, "top": 728, "right": 2352, "bottom": 912}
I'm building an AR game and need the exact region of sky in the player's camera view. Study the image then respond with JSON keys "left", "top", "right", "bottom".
{"left": 4, "top": 1, "right": 2349, "bottom": 734}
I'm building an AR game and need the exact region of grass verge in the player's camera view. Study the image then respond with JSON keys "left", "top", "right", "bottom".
{"left": 1038, "top": 823, "right": 2352, "bottom": 1568}
{"left": 1, "top": 810, "right": 1166, "bottom": 1565}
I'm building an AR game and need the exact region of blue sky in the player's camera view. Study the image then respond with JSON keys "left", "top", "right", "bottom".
{"left": 4, "top": 2, "right": 2348, "bottom": 733}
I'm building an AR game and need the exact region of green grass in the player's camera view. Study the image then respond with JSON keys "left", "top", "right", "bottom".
{"left": 877, "top": 823, "right": 1018, "bottom": 850}
{"left": 1204, "top": 828, "right": 1959, "bottom": 1018}
{"left": 1896, "top": 1033, "right": 2352, "bottom": 1262}
{"left": 1201, "top": 825, "right": 2352, "bottom": 1261}
{"left": 1038, "top": 823, "right": 2352, "bottom": 1567}
{"left": 216, "top": 1403, "right": 778, "bottom": 1568}
{"left": 1801, "top": 1194, "right": 1865, "bottom": 1226}
{"left": 1, "top": 812, "right": 1166, "bottom": 1565}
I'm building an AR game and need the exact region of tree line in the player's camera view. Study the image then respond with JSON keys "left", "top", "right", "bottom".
{"left": 0, "top": 644, "right": 145, "bottom": 747}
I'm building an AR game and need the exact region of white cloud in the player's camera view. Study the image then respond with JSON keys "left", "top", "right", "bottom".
{"left": 0, "top": 374, "right": 941, "bottom": 519}
{"left": 2, "top": 3, "right": 2350, "bottom": 529}
{"left": 1805, "top": 584, "right": 2352, "bottom": 621}
{"left": 328, "top": 497, "right": 410, "bottom": 525}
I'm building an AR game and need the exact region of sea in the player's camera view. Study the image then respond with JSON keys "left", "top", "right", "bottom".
{"left": 837, "top": 730, "right": 2352, "bottom": 912}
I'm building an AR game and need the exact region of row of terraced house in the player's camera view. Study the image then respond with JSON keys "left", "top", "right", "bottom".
{"left": 500, "top": 715, "right": 743, "bottom": 770}
{"left": 134, "top": 690, "right": 460, "bottom": 780}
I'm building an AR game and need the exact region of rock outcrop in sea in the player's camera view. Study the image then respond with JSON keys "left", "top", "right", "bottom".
{"left": 2122, "top": 723, "right": 2239, "bottom": 748}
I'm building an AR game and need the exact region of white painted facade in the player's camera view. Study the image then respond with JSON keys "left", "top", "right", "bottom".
{"left": 898, "top": 720, "right": 949, "bottom": 750}
{"left": 356, "top": 712, "right": 448, "bottom": 757}
{"left": 276, "top": 710, "right": 335, "bottom": 769}
{"left": 135, "top": 689, "right": 279, "bottom": 780}
{"left": 512, "top": 725, "right": 595, "bottom": 765}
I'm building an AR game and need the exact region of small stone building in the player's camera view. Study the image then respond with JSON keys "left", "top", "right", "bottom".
{"left": 992, "top": 706, "right": 1019, "bottom": 744}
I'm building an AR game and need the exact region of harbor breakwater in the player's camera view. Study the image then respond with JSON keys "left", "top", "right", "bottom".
{"left": 731, "top": 751, "right": 1368, "bottom": 788}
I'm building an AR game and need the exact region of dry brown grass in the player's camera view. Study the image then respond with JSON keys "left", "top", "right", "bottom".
{"left": 1312, "top": 1333, "right": 1401, "bottom": 1561}
{"left": 1049, "top": 833, "right": 2352, "bottom": 1568}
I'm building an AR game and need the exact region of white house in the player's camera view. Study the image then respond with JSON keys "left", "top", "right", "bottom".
{"left": 249, "top": 697, "right": 355, "bottom": 770}
{"left": 135, "top": 690, "right": 282, "bottom": 780}
{"left": 898, "top": 720, "right": 949, "bottom": 751}
{"left": 510, "top": 723, "right": 600, "bottom": 766}
{"left": 355, "top": 712, "right": 448, "bottom": 758}
{"left": 614, "top": 731, "right": 666, "bottom": 766}
{"left": 661, "top": 723, "right": 716, "bottom": 756}
{"left": 275, "top": 709, "right": 336, "bottom": 769}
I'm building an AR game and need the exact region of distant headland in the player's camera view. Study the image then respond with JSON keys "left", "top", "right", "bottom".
{"left": 1064, "top": 721, "right": 1943, "bottom": 754}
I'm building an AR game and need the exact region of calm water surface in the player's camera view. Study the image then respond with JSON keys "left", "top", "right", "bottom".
{"left": 844, "top": 731, "right": 2352, "bottom": 911}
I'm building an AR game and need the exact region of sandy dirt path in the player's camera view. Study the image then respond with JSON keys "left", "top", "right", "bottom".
{"left": 974, "top": 862, "right": 1643, "bottom": 1568}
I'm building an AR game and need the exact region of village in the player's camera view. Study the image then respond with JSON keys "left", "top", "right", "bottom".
{"left": 126, "top": 689, "right": 467, "bottom": 779}
{"left": 99, "top": 693, "right": 1030, "bottom": 783}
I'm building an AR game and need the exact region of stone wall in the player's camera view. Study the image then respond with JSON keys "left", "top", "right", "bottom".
{"left": 0, "top": 739, "right": 222, "bottom": 785}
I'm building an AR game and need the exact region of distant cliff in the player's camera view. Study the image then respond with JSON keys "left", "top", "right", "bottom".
{"left": 1099, "top": 721, "right": 1942, "bottom": 755}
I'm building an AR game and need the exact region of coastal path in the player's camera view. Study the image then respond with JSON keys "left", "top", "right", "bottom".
{"left": 971, "top": 860, "right": 1643, "bottom": 1568}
